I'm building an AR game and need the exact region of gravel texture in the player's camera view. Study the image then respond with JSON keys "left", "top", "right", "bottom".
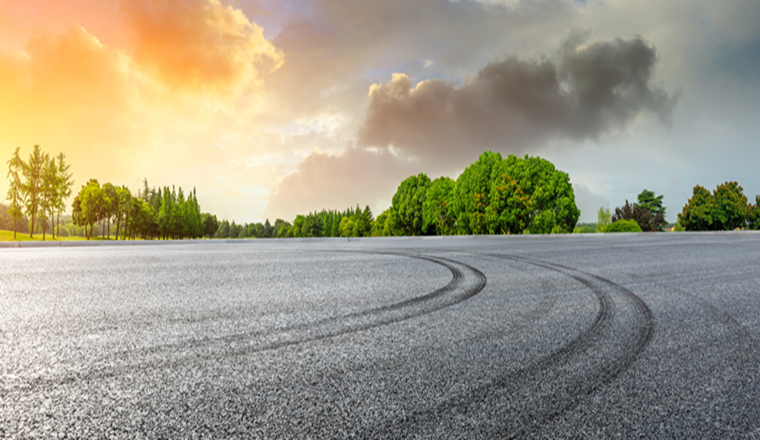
{"left": 1, "top": 233, "right": 760, "bottom": 438}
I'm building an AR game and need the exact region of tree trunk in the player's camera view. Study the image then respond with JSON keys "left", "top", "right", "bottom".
{"left": 29, "top": 214, "right": 35, "bottom": 239}
{"left": 13, "top": 216, "right": 17, "bottom": 240}
{"left": 42, "top": 219, "right": 46, "bottom": 241}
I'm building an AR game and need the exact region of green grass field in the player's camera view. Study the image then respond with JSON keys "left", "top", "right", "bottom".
{"left": 0, "top": 230, "right": 102, "bottom": 242}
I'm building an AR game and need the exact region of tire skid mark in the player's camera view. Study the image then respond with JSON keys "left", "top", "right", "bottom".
{"left": 367, "top": 253, "right": 653, "bottom": 439}
{"left": 490, "top": 253, "right": 655, "bottom": 438}
{"left": 4, "top": 252, "right": 486, "bottom": 392}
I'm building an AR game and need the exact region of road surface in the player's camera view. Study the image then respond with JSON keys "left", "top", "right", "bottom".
{"left": 2, "top": 233, "right": 759, "bottom": 438}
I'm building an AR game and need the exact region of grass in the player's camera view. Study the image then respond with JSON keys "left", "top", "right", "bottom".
{"left": 0, "top": 229, "right": 110, "bottom": 242}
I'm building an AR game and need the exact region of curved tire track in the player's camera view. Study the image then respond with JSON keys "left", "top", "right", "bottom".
{"left": 367, "top": 253, "right": 654, "bottom": 438}
{"left": 7, "top": 251, "right": 486, "bottom": 391}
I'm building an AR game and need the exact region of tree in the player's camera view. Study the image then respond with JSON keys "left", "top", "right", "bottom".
{"left": 55, "top": 152, "right": 74, "bottom": 238}
{"left": 72, "top": 179, "right": 108, "bottom": 240}
{"left": 22, "top": 144, "right": 45, "bottom": 238}
{"left": 423, "top": 177, "right": 456, "bottom": 235}
{"left": 503, "top": 155, "right": 579, "bottom": 234}
{"left": 202, "top": 213, "right": 219, "bottom": 238}
{"left": 635, "top": 189, "right": 666, "bottom": 231}
{"left": 453, "top": 151, "right": 502, "bottom": 235}
{"left": 678, "top": 183, "right": 749, "bottom": 231}
{"left": 354, "top": 206, "right": 373, "bottom": 237}
{"left": 6, "top": 147, "right": 26, "bottom": 240}
{"left": 485, "top": 172, "right": 531, "bottom": 235}
{"left": 40, "top": 155, "right": 57, "bottom": 240}
{"left": 678, "top": 186, "right": 713, "bottom": 231}
{"left": 390, "top": 173, "right": 432, "bottom": 235}
{"left": 613, "top": 200, "right": 656, "bottom": 232}
{"left": 597, "top": 207, "right": 611, "bottom": 232}
{"left": 102, "top": 182, "right": 119, "bottom": 239}
{"left": 339, "top": 216, "right": 354, "bottom": 237}
{"left": 749, "top": 196, "right": 760, "bottom": 230}
{"left": 711, "top": 181, "right": 748, "bottom": 230}
{"left": 371, "top": 209, "right": 390, "bottom": 237}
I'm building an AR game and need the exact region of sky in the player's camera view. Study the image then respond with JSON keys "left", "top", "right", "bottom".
{"left": 1, "top": 0, "right": 759, "bottom": 224}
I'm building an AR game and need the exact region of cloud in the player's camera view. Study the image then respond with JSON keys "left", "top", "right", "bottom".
{"left": 264, "top": 148, "right": 417, "bottom": 220}
{"left": 0, "top": 1, "right": 285, "bottom": 219}
{"left": 121, "top": 0, "right": 283, "bottom": 93}
{"left": 0, "top": 26, "right": 139, "bottom": 175}
{"left": 358, "top": 35, "right": 678, "bottom": 166}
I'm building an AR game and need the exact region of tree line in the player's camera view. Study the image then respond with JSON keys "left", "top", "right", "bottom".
{"left": 283, "top": 152, "right": 581, "bottom": 237}
{"left": 5, "top": 145, "right": 74, "bottom": 240}
{"left": 71, "top": 179, "right": 219, "bottom": 240}
{"left": 678, "top": 182, "right": 759, "bottom": 231}
{"left": 4, "top": 145, "right": 222, "bottom": 241}
{"left": 582, "top": 182, "right": 760, "bottom": 234}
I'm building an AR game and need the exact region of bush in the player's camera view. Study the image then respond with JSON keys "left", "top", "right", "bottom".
{"left": 605, "top": 219, "right": 643, "bottom": 233}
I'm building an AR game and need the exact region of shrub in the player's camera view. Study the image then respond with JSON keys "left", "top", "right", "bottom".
{"left": 605, "top": 219, "right": 643, "bottom": 233}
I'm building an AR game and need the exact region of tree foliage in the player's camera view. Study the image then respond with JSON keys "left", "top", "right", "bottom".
{"left": 605, "top": 219, "right": 643, "bottom": 233}
{"left": 679, "top": 182, "right": 750, "bottom": 231}
{"left": 390, "top": 173, "right": 431, "bottom": 236}
{"left": 5, "top": 147, "right": 25, "bottom": 240}
{"left": 423, "top": 177, "right": 455, "bottom": 235}
{"left": 451, "top": 152, "right": 579, "bottom": 235}
{"left": 597, "top": 207, "right": 611, "bottom": 232}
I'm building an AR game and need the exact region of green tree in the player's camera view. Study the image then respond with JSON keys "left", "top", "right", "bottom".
{"left": 371, "top": 209, "right": 390, "bottom": 237}
{"left": 503, "top": 155, "right": 579, "bottom": 234}
{"left": 354, "top": 206, "right": 373, "bottom": 237}
{"left": 339, "top": 216, "right": 354, "bottom": 237}
{"left": 202, "top": 213, "right": 219, "bottom": 238}
{"left": 597, "top": 207, "right": 611, "bottom": 232}
{"left": 678, "top": 185, "right": 714, "bottom": 231}
{"left": 6, "top": 147, "right": 26, "bottom": 240}
{"left": 711, "top": 181, "right": 749, "bottom": 230}
{"left": 390, "top": 173, "right": 432, "bottom": 235}
{"left": 635, "top": 189, "right": 666, "bottom": 231}
{"left": 102, "top": 182, "right": 119, "bottom": 239}
{"left": 54, "top": 152, "right": 74, "bottom": 238}
{"left": 423, "top": 177, "right": 456, "bottom": 235}
{"left": 453, "top": 151, "right": 502, "bottom": 235}
{"left": 292, "top": 215, "right": 305, "bottom": 238}
{"left": 748, "top": 195, "right": 760, "bottom": 230}
{"left": 22, "top": 144, "right": 45, "bottom": 238}
{"left": 485, "top": 171, "right": 531, "bottom": 235}
{"left": 40, "top": 155, "right": 57, "bottom": 240}
{"left": 216, "top": 219, "right": 230, "bottom": 238}
{"left": 72, "top": 179, "right": 108, "bottom": 240}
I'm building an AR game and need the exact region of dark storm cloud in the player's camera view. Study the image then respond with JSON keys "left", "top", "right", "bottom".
{"left": 358, "top": 35, "right": 678, "bottom": 164}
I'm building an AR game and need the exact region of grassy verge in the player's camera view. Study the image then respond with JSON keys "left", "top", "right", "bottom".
{"left": 0, "top": 230, "right": 114, "bottom": 242}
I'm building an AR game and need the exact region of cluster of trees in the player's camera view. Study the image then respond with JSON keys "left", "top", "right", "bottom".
{"left": 5, "top": 145, "right": 74, "bottom": 240}
{"left": 212, "top": 218, "right": 292, "bottom": 239}
{"left": 594, "top": 189, "right": 667, "bottom": 233}
{"left": 210, "top": 207, "right": 376, "bottom": 239}
{"left": 285, "top": 152, "right": 581, "bottom": 237}
{"left": 71, "top": 179, "right": 219, "bottom": 240}
{"left": 679, "top": 182, "right": 760, "bottom": 231}
{"left": 376, "top": 152, "right": 580, "bottom": 236}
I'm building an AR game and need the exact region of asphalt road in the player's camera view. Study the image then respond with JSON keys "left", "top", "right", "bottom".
{"left": 2, "top": 233, "right": 760, "bottom": 438}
